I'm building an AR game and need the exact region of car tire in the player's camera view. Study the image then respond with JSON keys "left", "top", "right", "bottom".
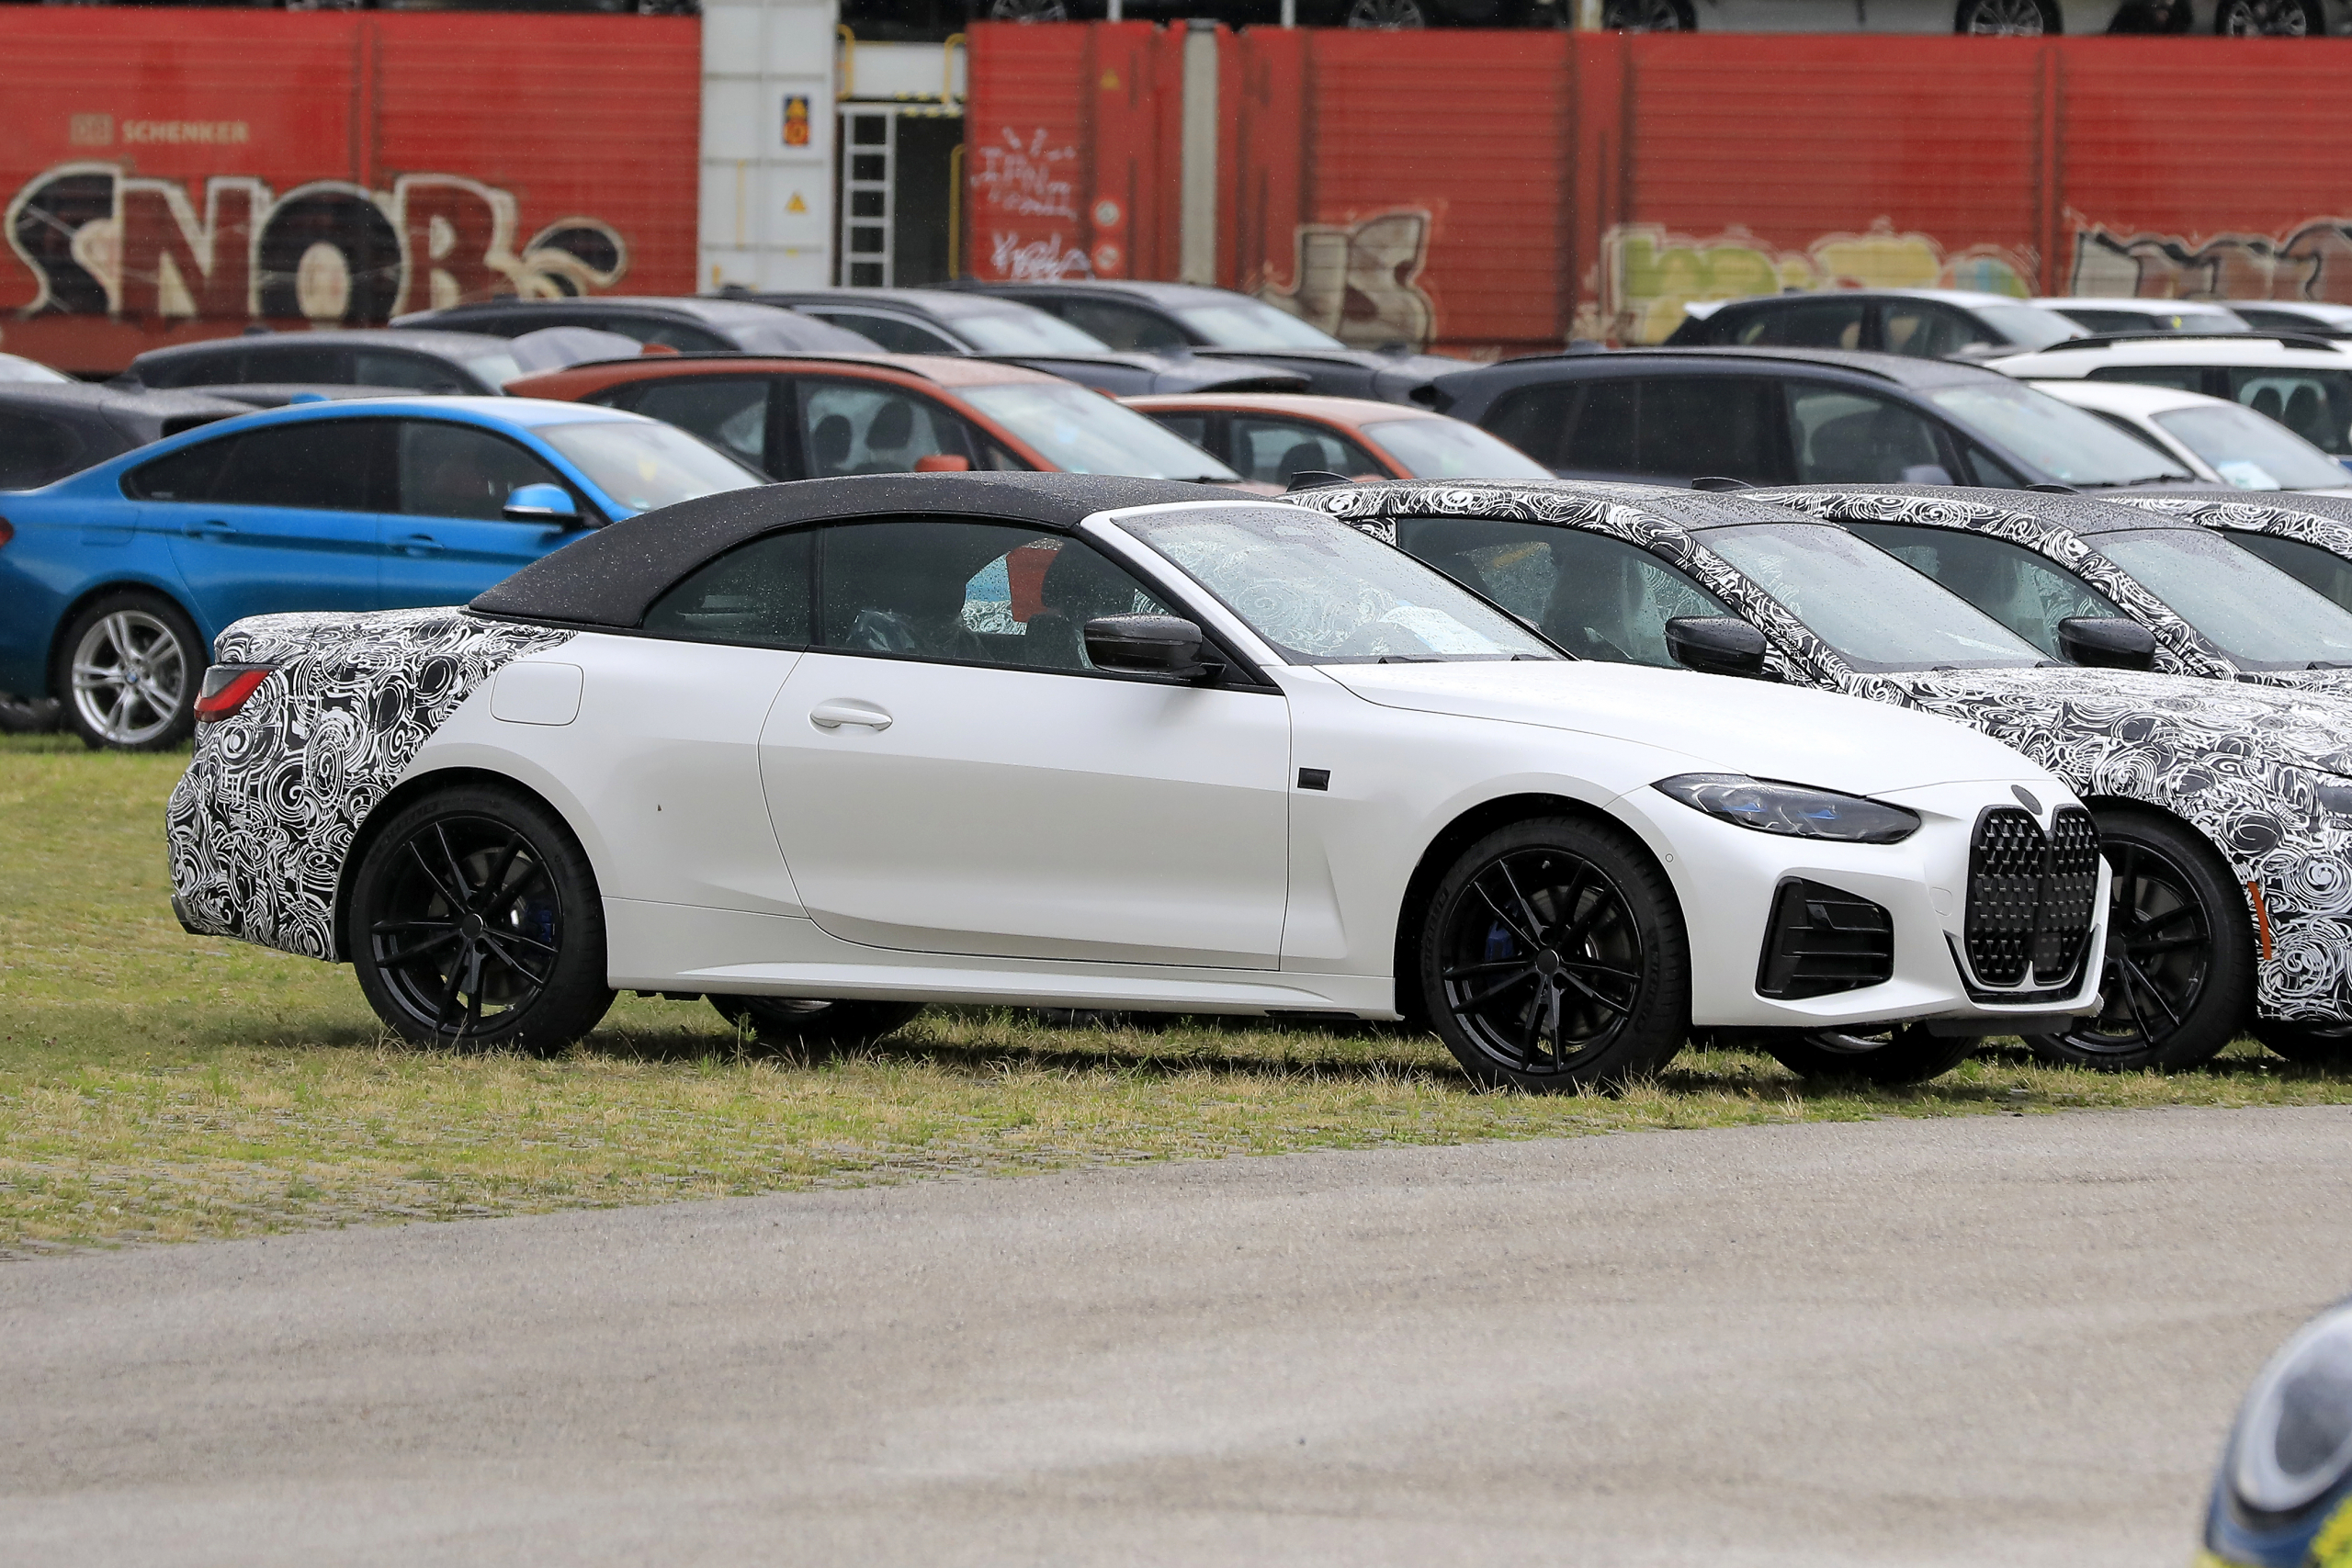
{"left": 1955, "top": 0, "right": 2053, "bottom": 31}
{"left": 1417, "top": 815, "right": 1689, "bottom": 1093}
{"left": 1344, "top": 0, "right": 1431, "bottom": 26}
{"left": 2021, "top": 807, "right": 2253, "bottom": 1072}
{"left": 1748, "top": 1024, "right": 1976, "bottom": 1086}
{"left": 2217, "top": 0, "right": 2318, "bottom": 32}
{"left": 2248, "top": 1018, "right": 2352, "bottom": 1067}
{"left": 54, "top": 592, "right": 203, "bottom": 752}
{"left": 709, "top": 995, "right": 923, "bottom": 1051}
{"left": 978, "top": 0, "right": 1075, "bottom": 17}
{"left": 1600, "top": 0, "right": 1693, "bottom": 27}
{"left": 350, "top": 785, "right": 614, "bottom": 1054}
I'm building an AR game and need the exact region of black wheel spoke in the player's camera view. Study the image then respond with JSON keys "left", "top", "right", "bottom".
{"left": 406, "top": 840, "right": 466, "bottom": 913}
{"left": 1497, "top": 860, "right": 1553, "bottom": 945}
{"left": 435, "top": 823, "right": 478, "bottom": 907}
{"left": 1559, "top": 969, "right": 1630, "bottom": 1016}
{"left": 379, "top": 930, "right": 462, "bottom": 968}
{"left": 1472, "top": 879, "right": 1538, "bottom": 950}
{"left": 432, "top": 959, "right": 467, "bottom": 1030}
{"left": 1560, "top": 958, "right": 1641, "bottom": 986}
{"left": 1462, "top": 967, "right": 1541, "bottom": 1010}
{"left": 2120, "top": 957, "right": 2185, "bottom": 1032}
{"left": 1444, "top": 958, "right": 1532, "bottom": 980}
{"left": 2134, "top": 933, "right": 2206, "bottom": 956}
{"left": 480, "top": 932, "right": 553, "bottom": 987}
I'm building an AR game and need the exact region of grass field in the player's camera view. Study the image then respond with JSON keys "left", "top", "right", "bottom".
{"left": 6, "top": 732, "right": 2351, "bottom": 1257}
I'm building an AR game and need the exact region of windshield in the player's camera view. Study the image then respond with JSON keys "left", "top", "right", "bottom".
{"left": 0, "top": 352, "right": 71, "bottom": 384}
{"left": 536, "top": 420, "right": 764, "bottom": 515}
{"left": 1173, "top": 299, "right": 1348, "bottom": 351}
{"left": 1927, "top": 381, "right": 2194, "bottom": 485}
{"left": 2152, "top": 403, "right": 2349, "bottom": 491}
{"left": 961, "top": 382, "right": 1239, "bottom": 480}
{"left": 1973, "top": 304, "right": 2082, "bottom": 350}
{"left": 464, "top": 352, "right": 526, "bottom": 389}
{"left": 2096, "top": 528, "right": 2352, "bottom": 669}
{"left": 950, "top": 306, "right": 1114, "bottom": 355}
{"left": 1115, "top": 505, "right": 1558, "bottom": 664}
{"left": 1362, "top": 417, "right": 1553, "bottom": 479}
{"left": 1706, "top": 521, "right": 2046, "bottom": 671}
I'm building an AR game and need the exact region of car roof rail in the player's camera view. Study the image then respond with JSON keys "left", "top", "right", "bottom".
{"left": 1690, "top": 476, "right": 1753, "bottom": 491}
{"left": 2037, "top": 330, "right": 2343, "bottom": 354}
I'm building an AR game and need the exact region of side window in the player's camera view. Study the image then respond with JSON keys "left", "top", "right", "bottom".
{"left": 2082, "top": 408, "right": 2181, "bottom": 460}
{"left": 1635, "top": 378, "right": 1783, "bottom": 480}
{"left": 2086, "top": 365, "right": 2207, "bottom": 394}
{"left": 2233, "top": 532, "right": 2352, "bottom": 613}
{"left": 2224, "top": 368, "right": 2352, "bottom": 455}
{"left": 641, "top": 528, "right": 810, "bottom": 647}
{"left": 1843, "top": 520, "right": 2120, "bottom": 655}
{"left": 797, "top": 380, "right": 970, "bottom": 477}
{"left": 207, "top": 420, "right": 380, "bottom": 511}
{"left": 353, "top": 350, "right": 466, "bottom": 392}
{"left": 1483, "top": 382, "right": 1578, "bottom": 470}
{"left": 125, "top": 432, "right": 238, "bottom": 501}
{"left": 817, "top": 312, "right": 959, "bottom": 355}
{"left": 1144, "top": 411, "right": 1212, "bottom": 448}
{"left": 816, "top": 519, "right": 1171, "bottom": 673}
{"left": 1733, "top": 298, "right": 1866, "bottom": 351}
{"left": 1786, "top": 386, "right": 1949, "bottom": 483}
{"left": 1959, "top": 441, "right": 2027, "bottom": 489}
{"left": 1056, "top": 299, "right": 1187, "bottom": 353}
{"left": 1393, "top": 514, "right": 1731, "bottom": 666}
{"left": 246, "top": 344, "right": 352, "bottom": 384}
{"left": 137, "top": 350, "right": 243, "bottom": 389}
{"left": 392, "top": 420, "right": 571, "bottom": 521}
{"left": 0, "top": 412, "right": 85, "bottom": 489}
{"left": 628, "top": 378, "right": 774, "bottom": 474}
{"left": 1228, "top": 416, "right": 1381, "bottom": 485}
{"left": 1882, "top": 303, "right": 1975, "bottom": 358}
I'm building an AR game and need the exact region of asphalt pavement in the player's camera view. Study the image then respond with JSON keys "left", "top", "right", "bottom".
{"left": 6, "top": 1106, "right": 2351, "bottom": 1567}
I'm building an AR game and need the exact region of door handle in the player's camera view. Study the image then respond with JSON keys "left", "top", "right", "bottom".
{"left": 185, "top": 518, "right": 235, "bottom": 537}
{"left": 808, "top": 699, "right": 893, "bottom": 731}
{"left": 392, "top": 533, "right": 445, "bottom": 557}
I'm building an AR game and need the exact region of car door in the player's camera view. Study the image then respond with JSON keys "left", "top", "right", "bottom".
{"left": 760, "top": 516, "right": 1292, "bottom": 967}
{"left": 378, "top": 418, "right": 592, "bottom": 607}
{"left": 130, "top": 418, "right": 385, "bottom": 626}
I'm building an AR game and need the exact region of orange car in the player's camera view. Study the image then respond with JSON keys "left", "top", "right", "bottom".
{"left": 505, "top": 353, "right": 1240, "bottom": 484}
{"left": 1122, "top": 392, "right": 1551, "bottom": 487}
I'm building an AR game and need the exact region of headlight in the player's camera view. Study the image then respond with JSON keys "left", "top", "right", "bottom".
{"left": 2228, "top": 1302, "right": 2352, "bottom": 1521}
{"left": 1654, "top": 773, "right": 1920, "bottom": 844}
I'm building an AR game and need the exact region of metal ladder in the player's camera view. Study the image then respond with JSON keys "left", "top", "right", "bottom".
{"left": 839, "top": 108, "right": 894, "bottom": 287}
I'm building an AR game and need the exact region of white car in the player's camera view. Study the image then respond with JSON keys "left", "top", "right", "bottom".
{"left": 2030, "top": 379, "right": 2352, "bottom": 496}
{"left": 1985, "top": 336, "right": 2352, "bottom": 469}
{"left": 2227, "top": 300, "right": 2352, "bottom": 339}
{"left": 2030, "top": 298, "right": 2253, "bottom": 337}
{"left": 164, "top": 473, "right": 2107, "bottom": 1092}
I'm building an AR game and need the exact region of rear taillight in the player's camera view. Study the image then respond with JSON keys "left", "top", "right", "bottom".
{"left": 194, "top": 663, "right": 275, "bottom": 723}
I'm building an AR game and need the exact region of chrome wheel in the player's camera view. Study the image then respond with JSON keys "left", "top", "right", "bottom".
{"left": 1345, "top": 0, "right": 1430, "bottom": 26}
{"left": 2219, "top": 0, "right": 2313, "bottom": 32}
{"left": 1959, "top": 0, "right": 2048, "bottom": 32}
{"left": 70, "top": 608, "right": 189, "bottom": 748}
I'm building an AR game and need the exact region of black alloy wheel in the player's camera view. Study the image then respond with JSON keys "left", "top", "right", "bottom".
{"left": 1955, "top": 0, "right": 2052, "bottom": 30}
{"left": 2219, "top": 0, "right": 2318, "bottom": 32}
{"left": 350, "top": 787, "right": 613, "bottom": 1053}
{"left": 2023, "top": 808, "right": 2251, "bottom": 1072}
{"left": 1419, "top": 817, "right": 1688, "bottom": 1093}
{"left": 1750, "top": 1024, "right": 1975, "bottom": 1086}
{"left": 709, "top": 995, "right": 923, "bottom": 1052}
{"left": 55, "top": 591, "right": 202, "bottom": 751}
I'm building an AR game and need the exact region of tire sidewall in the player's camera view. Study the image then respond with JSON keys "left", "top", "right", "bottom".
{"left": 1416, "top": 815, "right": 1690, "bottom": 1093}
{"left": 1754, "top": 1024, "right": 1975, "bottom": 1086}
{"left": 55, "top": 592, "right": 204, "bottom": 752}
{"left": 349, "top": 784, "right": 613, "bottom": 1054}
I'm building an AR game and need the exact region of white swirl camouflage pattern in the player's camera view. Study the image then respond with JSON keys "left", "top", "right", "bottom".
{"left": 1297, "top": 479, "right": 2352, "bottom": 1022}
{"left": 165, "top": 608, "right": 575, "bottom": 959}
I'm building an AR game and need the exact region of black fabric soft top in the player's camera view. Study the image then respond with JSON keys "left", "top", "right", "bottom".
{"left": 469, "top": 471, "right": 1230, "bottom": 629}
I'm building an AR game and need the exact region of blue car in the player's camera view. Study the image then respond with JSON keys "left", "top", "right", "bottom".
{"left": 0, "top": 396, "right": 763, "bottom": 750}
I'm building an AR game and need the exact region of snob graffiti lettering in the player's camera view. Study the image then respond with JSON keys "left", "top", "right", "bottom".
{"left": 6, "top": 163, "right": 629, "bottom": 325}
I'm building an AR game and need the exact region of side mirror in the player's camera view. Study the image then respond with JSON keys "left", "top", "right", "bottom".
{"left": 914, "top": 454, "right": 971, "bottom": 473}
{"left": 1665, "top": 615, "right": 1771, "bottom": 679}
{"left": 503, "top": 482, "right": 582, "bottom": 525}
{"left": 2056, "top": 615, "right": 2157, "bottom": 671}
{"left": 1083, "top": 615, "right": 1221, "bottom": 681}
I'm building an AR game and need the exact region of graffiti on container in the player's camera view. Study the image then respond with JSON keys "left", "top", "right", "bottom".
{"left": 988, "top": 231, "right": 1093, "bottom": 281}
{"left": 2068, "top": 218, "right": 2352, "bottom": 303}
{"left": 1589, "top": 220, "right": 2036, "bottom": 344}
{"left": 1256, "top": 210, "right": 1435, "bottom": 351}
{"left": 6, "top": 163, "right": 628, "bottom": 325}
{"left": 973, "top": 128, "right": 1080, "bottom": 221}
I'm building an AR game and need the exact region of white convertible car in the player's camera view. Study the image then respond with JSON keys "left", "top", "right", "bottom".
{"left": 165, "top": 473, "right": 2108, "bottom": 1091}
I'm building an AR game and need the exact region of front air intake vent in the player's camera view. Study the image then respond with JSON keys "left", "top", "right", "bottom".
{"left": 1966, "top": 807, "right": 2101, "bottom": 992}
{"left": 1757, "top": 879, "right": 1895, "bottom": 999}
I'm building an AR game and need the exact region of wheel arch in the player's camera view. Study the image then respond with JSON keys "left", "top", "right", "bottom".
{"left": 332, "top": 764, "right": 593, "bottom": 963}
{"left": 43, "top": 577, "right": 210, "bottom": 697}
{"left": 2076, "top": 789, "right": 2265, "bottom": 929}
{"left": 1391, "top": 790, "right": 1681, "bottom": 1027}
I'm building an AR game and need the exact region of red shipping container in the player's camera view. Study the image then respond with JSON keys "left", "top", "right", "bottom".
{"left": 0, "top": 11, "right": 698, "bottom": 374}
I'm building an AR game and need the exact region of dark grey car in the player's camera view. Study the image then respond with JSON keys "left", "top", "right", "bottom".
{"left": 1419, "top": 346, "right": 2200, "bottom": 491}
{"left": 394, "top": 295, "right": 879, "bottom": 356}
{"left": 121, "top": 329, "right": 535, "bottom": 398}
{"left": 726, "top": 287, "right": 1307, "bottom": 396}
{"left": 0, "top": 383, "right": 247, "bottom": 491}
{"left": 944, "top": 278, "right": 1464, "bottom": 401}
{"left": 1664, "top": 289, "right": 2084, "bottom": 361}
